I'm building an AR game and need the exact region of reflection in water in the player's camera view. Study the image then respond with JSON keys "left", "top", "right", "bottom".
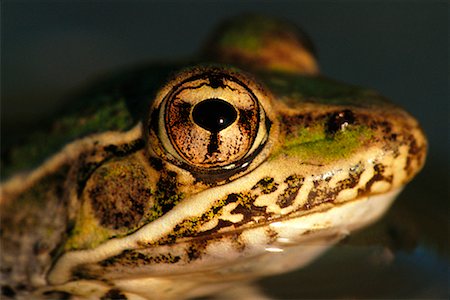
{"left": 258, "top": 244, "right": 448, "bottom": 299}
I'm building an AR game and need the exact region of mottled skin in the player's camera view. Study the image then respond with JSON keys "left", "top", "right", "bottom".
{"left": 0, "top": 16, "right": 426, "bottom": 300}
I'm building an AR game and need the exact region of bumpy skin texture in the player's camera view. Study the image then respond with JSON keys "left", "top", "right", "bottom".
{"left": 0, "top": 15, "right": 426, "bottom": 300}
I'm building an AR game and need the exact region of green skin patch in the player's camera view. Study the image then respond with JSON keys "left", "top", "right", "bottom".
{"left": 264, "top": 72, "right": 383, "bottom": 104}
{"left": 272, "top": 124, "right": 373, "bottom": 164}
{"left": 64, "top": 204, "right": 113, "bottom": 251}
{"left": 2, "top": 98, "right": 133, "bottom": 178}
{"left": 217, "top": 16, "right": 282, "bottom": 52}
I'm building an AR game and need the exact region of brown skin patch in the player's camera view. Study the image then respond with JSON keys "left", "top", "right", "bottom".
{"left": 76, "top": 139, "right": 145, "bottom": 196}
{"left": 148, "top": 156, "right": 164, "bottom": 171}
{"left": 404, "top": 133, "right": 426, "bottom": 177}
{"left": 265, "top": 227, "right": 279, "bottom": 244}
{"left": 0, "top": 165, "right": 70, "bottom": 292}
{"left": 103, "top": 139, "right": 145, "bottom": 157}
{"left": 1, "top": 285, "right": 15, "bottom": 298}
{"left": 200, "top": 192, "right": 272, "bottom": 237}
{"left": 154, "top": 170, "right": 183, "bottom": 215}
{"left": 305, "top": 165, "right": 364, "bottom": 209}
{"left": 42, "top": 291, "right": 71, "bottom": 299}
{"left": 153, "top": 190, "right": 272, "bottom": 246}
{"left": 358, "top": 163, "right": 393, "bottom": 196}
{"left": 251, "top": 177, "right": 279, "bottom": 194}
{"left": 229, "top": 193, "right": 269, "bottom": 224}
{"left": 88, "top": 158, "right": 153, "bottom": 230}
{"left": 280, "top": 113, "right": 315, "bottom": 133}
{"left": 186, "top": 239, "right": 208, "bottom": 262}
{"left": 100, "top": 289, "right": 127, "bottom": 300}
{"left": 276, "top": 175, "right": 304, "bottom": 208}
{"left": 198, "top": 219, "right": 235, "bottom": 238}
{"left": 99, "top": 250, "right": 181, "bottom": 268}
{"left": 229, "top": 232, "right": 246, "bottom": 252}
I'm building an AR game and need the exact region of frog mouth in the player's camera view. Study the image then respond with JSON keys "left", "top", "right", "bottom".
{"left": 155, "top": 187, "right": 402, "bottom": 249}
{"left": 47, "top": 188, "right": 401, "bottom": 286}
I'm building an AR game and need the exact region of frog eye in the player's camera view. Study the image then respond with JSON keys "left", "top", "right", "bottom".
{"left": 148, "top": 67, "right": 274, "bottom": 173}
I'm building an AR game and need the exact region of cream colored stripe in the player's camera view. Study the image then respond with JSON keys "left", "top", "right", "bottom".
{"left": 0, "top": 124, "right": 143, "bottom": 205}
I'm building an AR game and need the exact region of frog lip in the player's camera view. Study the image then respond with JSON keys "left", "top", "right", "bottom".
{"left": 155, "top": 188, "right": 398, "bottom": 247}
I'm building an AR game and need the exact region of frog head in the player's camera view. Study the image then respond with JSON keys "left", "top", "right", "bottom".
{"left": 1, "top": 15, "right": 426, "bottom": 299}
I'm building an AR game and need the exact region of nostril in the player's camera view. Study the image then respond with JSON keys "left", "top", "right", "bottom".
{"left": 192, "top": 98, "right": 238, "bottom": 133}
{"left": 326, "top": 109, "right": 355, "bottom": 134}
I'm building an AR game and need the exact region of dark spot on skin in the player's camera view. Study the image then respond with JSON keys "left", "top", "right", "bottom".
{"left": 148, "top": 156, "right": 164, "bottom": 171}
{"left": 408, "top": 136, "right": 420, "bottom": 155}
{"left": 149, "top": 106, "right": 160, "bottom": 134}
{"left": 159, "top": 191, "right": 272, "bottom": 244}
{"left": 186, "top": 240, "right": 208, "bottom": 261}
{"left": 103, "top": 139, "right": 145, "bottom": 157}
{"left": 389, "top": 133, "right": 397, "bottom": 141}
{"left": 305, "top": 181, "right": 320, "bottom": 209}
{"left": 0, "top": 266, "right": 11, "bottom": 277}
{"left": 186, "top": 245, "right": 201, "bottom": 261}
{"left": 100, "top": 289, "right": 127, "bottom": 300}
{"left": 404, "top": 134, "right": 426, "bottom": 177}
{"left": 42, "top": 291, "right": 71, "bottom": 299}
{"left": 208, "top": 74, "right": 225, "bottom": 88}
{"left": 305, "top": 165, "right": 364, "bottom": 209}
{"left": 77, "top": 160, "right": 102, "bottom": 196}
{"left": 159, "top": 192, "right": 240, "bottom": 243}
{"left": 71, "top": 265, "right": 101, "bottom": 281}
{"left": 252, "top": 177, "right": 279, "bottom": 194}
{"left": 358, "top": 163, "right": 386, "bottom": 196}
{"left": 155, "top": 171, "right": 183, "bottom": 215}
{"left": 33, "top": 241, "right": 49, "bottom": 255}
{"left": 99, "top": 250, "right": 181, "bottom": 268}
{"left": 326, "top": 109, "right": 355, "bottom": 135}
{"left": 265, "top": 227, "right": 279, "bottom": 243}
{"left": 230, "top": 232, "right": 246, "bottom": 252}
{"left": 230, "top": 197, "right": 268, "bottom": 223}
{"left": 198, "top": 219, "right": 235, "bottom": 237}
{"left": 277, "top": 175, "right": 304, "bottom": 208}
{"left": 1, "top": 285, "right": 15, "bottom": 298}
{"left": 64, "top": 220, "right": 76, "bottom": 239}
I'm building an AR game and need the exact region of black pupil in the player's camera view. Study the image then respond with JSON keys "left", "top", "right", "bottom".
{"left": 192, "top": 98, "right": 238, "bottom": 132}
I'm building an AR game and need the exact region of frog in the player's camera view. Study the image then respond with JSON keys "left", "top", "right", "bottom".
{"left": 0, "top": 15, "right": 426, "bottom": 300}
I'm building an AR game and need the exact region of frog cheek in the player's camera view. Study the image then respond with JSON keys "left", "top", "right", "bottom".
{"left": 63, "top": 160, "right": 139, "bottom": 251}
{"left": 146, "top": 66, "right": 276, "bottom": 180}
{"left": 65, "top": 155, "right": 180, "bottom": 252}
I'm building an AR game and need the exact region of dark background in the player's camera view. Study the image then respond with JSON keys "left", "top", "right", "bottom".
{"left": 2, "top": 1, "right": 448, "bottom": 299}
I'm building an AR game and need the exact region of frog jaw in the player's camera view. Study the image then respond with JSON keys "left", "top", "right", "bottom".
{"left": 45, "top": 187, "right": 401, "bottom": 300}
{"left": 48, "top": 124, "right": 420, "bottom": 285}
